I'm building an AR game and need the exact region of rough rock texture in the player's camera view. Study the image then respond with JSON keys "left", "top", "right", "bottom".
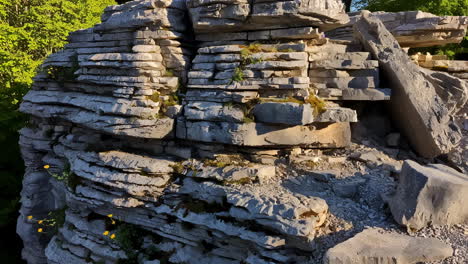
{"left": 328, "top": 11, "right": 468, "bottom": 48}
{"left": 16, "top": 1, "right": 468, "bottom": 264}
{"left": 187, "top": 0, "right": 349, "bottom": 33}
{"left": 324, "top": 228, "right": 453, "bottom": 264}
{"left": 354, "top": 12, "right": 465, "bottom": 159}
{"left": 388, "top": 160, "right": 468, "bottom": 231}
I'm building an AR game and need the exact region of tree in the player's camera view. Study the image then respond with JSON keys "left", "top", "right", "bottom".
{"left": 0, "top": 1, "right": 115, "bottom": 262}
{"left": 354, "top": 0, "right": 468, "bottom": 59}
{"left": 354, "top": 0, "right": 468, "bottom": 15}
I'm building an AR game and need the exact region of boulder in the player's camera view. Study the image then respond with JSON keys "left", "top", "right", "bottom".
{"left": 354, "top": 12, "right": 463, "bottom": 158}
{"left": 324, "top": 228, "right": 453, "bottom": 264}
{"left": 388, "top": 160, "right": 468, "bottom": 231}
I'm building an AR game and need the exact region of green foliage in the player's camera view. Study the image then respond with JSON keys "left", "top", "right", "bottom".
{"left": 355, "top": 0, "right": 468, "bottom": 15}
{"left": 0, "top": 1, "right": 116, "bottom": 261}
{"left": 305, "top": 95, "right": 327, "bottom": 115}
{"left": 231, "top": 67, "right": 245, "bottom": 82}
{"left": 231, "top": 43, "right": 265, "bottom": 83}
{"left": 354, "top": 0, "right": 468, "bottom": 59}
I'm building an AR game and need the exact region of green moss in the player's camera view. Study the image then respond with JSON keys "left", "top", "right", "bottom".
{"left": 300, "top": 160, "right": 318, "bottom": 168}
{"left": 231, "top": 67, "right": 244, "bottom": 82}
{"left": 259, "top": 97, "right": 304, "bottom": 104}
{"left": 148, "top": 91, "right": 160, "bottom": 103}
{"left": 203, "top": 160, "right": 229, "bottom": 168}
{"left": 232, "top": 43, "right": 265, "bottom": 83}
{"left": 305, "top": 95, "right": 327, "bottom": 115}
{"left": 163, "top": 69, "right": 175, "bottom": 77}
{"left": 169, "top": 162, "right": 185, "bottom": 175}
{"left": 203, "top": 154, "right": 250, "bottom": 168}
{"left": 242, "top": 116, "right": 255, "bottom": 123}
{"left": 222, "top": 178, "right": 252, "bottom": 185}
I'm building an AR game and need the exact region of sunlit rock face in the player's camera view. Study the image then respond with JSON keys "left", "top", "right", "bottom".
{"left": 16, "top": 0, "right": 468, "bottom": 263}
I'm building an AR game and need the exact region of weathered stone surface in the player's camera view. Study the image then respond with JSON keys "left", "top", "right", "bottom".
{"left": 388, "top": 160, "right": 468, "bottom": 231}
{"left": 177, "top": 120, "right": 351, "bottom": 147}
{"left": 17, "top": 1, "right": 468, "bottom": 263}
{"left": 354, "top": 12, "right": 463, "bottom": 158}
{"left": 328, "top": 11, "right": 468, "bottom": 48}
{"left": 252, "top": 102, "right": 357, "bottom": 125}
{"left": 324, "top": 228, "right": 453, "bottom": 264}
{"left": 185, "top": 102, "right": 245, "bottom": 123}
{"left": 188, "top": 0, "right": 349, "bottom": 33}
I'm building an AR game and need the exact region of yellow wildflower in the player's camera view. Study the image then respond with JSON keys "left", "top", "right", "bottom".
{"left": 107, "top": 214, "right": 113, "bottom": 218}
{"left": 110, "top": 234, "right": 116, "bottom": 239}
{"left": 103, "top": 231, "right": 110, "bottom": 236}
{"left": 111, "top": 220, "right": 116, "bottom": 225}
{"left": 43, "top": 165, "right": 50, "bottom": 169}
{"left": 37, "top": 228, "right": 43, "bottom": 233}
{"left": 38, "top": 220, "right": 44, "bottom": 224}
{"left": 27, "top": 215, "right": 33, "bottom": 220}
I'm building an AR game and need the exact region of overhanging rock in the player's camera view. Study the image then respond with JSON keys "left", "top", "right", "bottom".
{"left": 328, "top": 11, "right": 468, "bottom": 48}
{"left": 354, "top": 11, "right": 464, "bottom": 158}
{"left": 187, "top": 0, "right": 350, "bottom": 33}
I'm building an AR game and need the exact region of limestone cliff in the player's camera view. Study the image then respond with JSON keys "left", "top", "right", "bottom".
{"left": 17, "top": 1, "right": 468, "bottom": 264}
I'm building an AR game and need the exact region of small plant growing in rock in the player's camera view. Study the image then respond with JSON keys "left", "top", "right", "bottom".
{"left": 305, "top": 94, "right": 327, "bottom": 115}
{"left": 44, "top": 54, "right": 79, "bottom": 84}
{"left": 102, "top": 214, "right": 118, "bottom": 240}
{"left": 27, "top": 207, "right": 66, "bottom": 235}
{"left": 44, "top": 164, "right": 80, "bottom": 191}
{"left": 231, "top": 67, "right": 245, "bottom": 82}
{"left": 231, "top": 43, "right": 265, "bottom": 83}
{"left": 148, "top": 91, "right": 160, "bottom": 103}
{"left": 163, "top": 69, "right": 175, "bottom": 77}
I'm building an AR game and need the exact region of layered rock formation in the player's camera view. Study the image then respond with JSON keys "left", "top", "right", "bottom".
{"left": 16, "top": 1, "right": 468, "bottom": 264}
{"left": 328, "top": 11, "right": 468, "bottom": 47}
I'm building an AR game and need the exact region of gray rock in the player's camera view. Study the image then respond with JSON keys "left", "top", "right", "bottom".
{"left": 177, "top": 120, "right": 351, "bottom": 148}
{"left": 386, "top": 133, "right": 401, "bottom": 147}
{"left": 327, "top": 11, "right": 468, "bottom": 48}
{"left": 188, "top": 0, "right": 349, "bottom": 33}
{"left": 324, "top": 228, "right": 453, "bottom": 264}
{"left": 388, "top": 160, "right": 468, "bottom": 231}
{"left": 253, "top": 102, "right": 357, "bottom": 125}
{"left": 333, "top": 179, "right": 366, "bottom": 198}
{"left": 185, "top": 101, "right": 245, "bottom": 123}
{"left": 354, "top": 12, "right": 463, "bottom": 158}
{"left": 253, "top": 102, "right": 314, "bottom": 125}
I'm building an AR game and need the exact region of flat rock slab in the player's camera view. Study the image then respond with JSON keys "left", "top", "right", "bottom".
{"left": 324, "top": 228, "right": 453, "bottom": 264}
{"left": 188, "top": 0, "right": 349, "bottom": 33}
{"left": 177, "top": 120, "right": 351, "bottom": 148}
{"left": 388, "top": 160, "right": 468, "bottom": 231}
{"left": 354, "top": 12, "right": 464, "bottom": 158}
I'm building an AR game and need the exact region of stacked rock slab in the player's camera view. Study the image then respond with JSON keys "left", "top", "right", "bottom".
{"left": 354, "top": 12, "right": 466, "bottom": 159}
{"left": 18, "top": 1, "right": 348, "bottom": 263}
{"left": 179, "top": 0, "right": 394, "bottom": 148}
{"left": 328, "top": 11, "right": 468, "bottom": 48}
{"left": 187, "top": 0, "right": 350, "bottom": 33}
{"left": 18, "top": 0, "right": 193, "bottom": 262}
{"left": 414, "top": 53, "right": 468, "bottom": 81}
{"left": 16, "top": 1, "right": 468, "bottom": 264}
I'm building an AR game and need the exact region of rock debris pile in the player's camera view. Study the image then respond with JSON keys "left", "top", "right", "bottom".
{"left": 17, "top": 1, "right": 468, "bottom": 264}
